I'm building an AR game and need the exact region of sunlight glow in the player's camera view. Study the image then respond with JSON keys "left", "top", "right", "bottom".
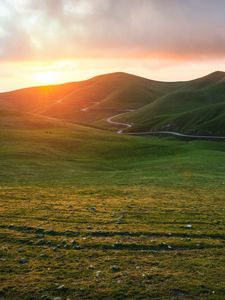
{"left": 33, "top": 71, "right": 59, "bottom": 84}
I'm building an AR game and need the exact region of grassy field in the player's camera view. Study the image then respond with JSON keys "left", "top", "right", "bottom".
{"left": 0, "top": 113, "right": 225, "bottom": 299}
{"left": 1, "top": 185, "right": 225, "bottom": 300}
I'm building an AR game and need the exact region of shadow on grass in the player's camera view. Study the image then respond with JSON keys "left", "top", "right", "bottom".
{"left": 1, "top": 233, "right": 225, "bottom": 252}
{"left": 1, "top": 224, "right": 225, "bottom": 240}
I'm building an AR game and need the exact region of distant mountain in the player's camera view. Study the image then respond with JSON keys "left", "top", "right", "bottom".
{"left": 0, "top": 71, "right": 224, "bottom": 135}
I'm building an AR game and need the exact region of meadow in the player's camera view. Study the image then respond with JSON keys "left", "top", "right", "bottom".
{"left": 0, "top": 116, "right": 225, "bottom": 299}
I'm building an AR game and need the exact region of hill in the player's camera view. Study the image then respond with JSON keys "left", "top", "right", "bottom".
{"left": 114, "top": 71, "right": 225, "bottom": 135}
{"left": 0, "top": 72, "right": 183, "bottom": 127}
{"left": 0, "top": 71, "right": 225, "bottom": 135}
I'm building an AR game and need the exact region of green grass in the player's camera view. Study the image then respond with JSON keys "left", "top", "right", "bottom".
{"left": 0, "top": 112, "right": 225, "bottom": 299}
{"left": 0, "top": 112, "right": 225, "bottom": 187}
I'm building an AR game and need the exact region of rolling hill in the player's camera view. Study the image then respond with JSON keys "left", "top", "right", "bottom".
{"left": 119, "top": 71, "right": 225, "bottom": 135}
{"left": 0, "top": 71, "right": 224, "bottom": 135}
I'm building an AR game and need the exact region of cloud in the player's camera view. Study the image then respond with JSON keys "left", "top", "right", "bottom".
{"left": 1, "top": 0, "right": 225, "bottom": 61}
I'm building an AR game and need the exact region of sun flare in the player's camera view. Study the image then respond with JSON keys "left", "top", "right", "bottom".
{"left": 33, "top": 71, "right": 59, "bottom": 84}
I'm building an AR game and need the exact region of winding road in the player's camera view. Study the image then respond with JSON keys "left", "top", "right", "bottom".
{"left": 106, "top": 110, "right": 134, "bottom": 134}
{"left": 106, "top": 111, "right": 225, "bottom": 140}
{"left": 79, "top": 103, "right": 225, "bottom": 140}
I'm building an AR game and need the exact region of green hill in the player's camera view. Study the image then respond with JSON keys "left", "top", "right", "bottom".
{"left": 0, "top": 71, "right": 224, "bottom": 135}
{"left": 116, "top": 71, "right": 225, "bottom": 135}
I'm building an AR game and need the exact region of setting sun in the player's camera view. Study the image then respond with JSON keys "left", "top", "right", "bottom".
{"left": 33, "top": 71, "right": 59, "bottom": 84}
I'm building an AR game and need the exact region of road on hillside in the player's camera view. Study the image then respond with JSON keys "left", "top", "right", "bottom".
{"left": 80, "top": 104, "right": 225, "bottom": 140}
{"left": 106, "top": 110, "right": 134, "bottom": 134}
{"left": 106, "top": 112, "right": 225, "bottom": 140}
{"left": 126, "top": 130, "right": 225, "bottom": 140}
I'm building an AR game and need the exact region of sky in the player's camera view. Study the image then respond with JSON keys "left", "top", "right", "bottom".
{"left": 1, "top": 0, "right": 225, "bottom": 91}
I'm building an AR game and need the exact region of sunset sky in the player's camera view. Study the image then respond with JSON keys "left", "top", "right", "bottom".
{"left": 1, "top": 0, "right": 225, "bottom": 92}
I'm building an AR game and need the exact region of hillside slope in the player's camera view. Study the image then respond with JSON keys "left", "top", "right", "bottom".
{"left": 0, "top": 72, "right": 183, "bottom": 126}
{"left": 117, "top": 71, "right": 225, "bottom": 135}
{"left": 0, "top": 108, "right": 191, "bottom": 186}
{"left": 0, "top": 71, "right": 224, "bottom": 135}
